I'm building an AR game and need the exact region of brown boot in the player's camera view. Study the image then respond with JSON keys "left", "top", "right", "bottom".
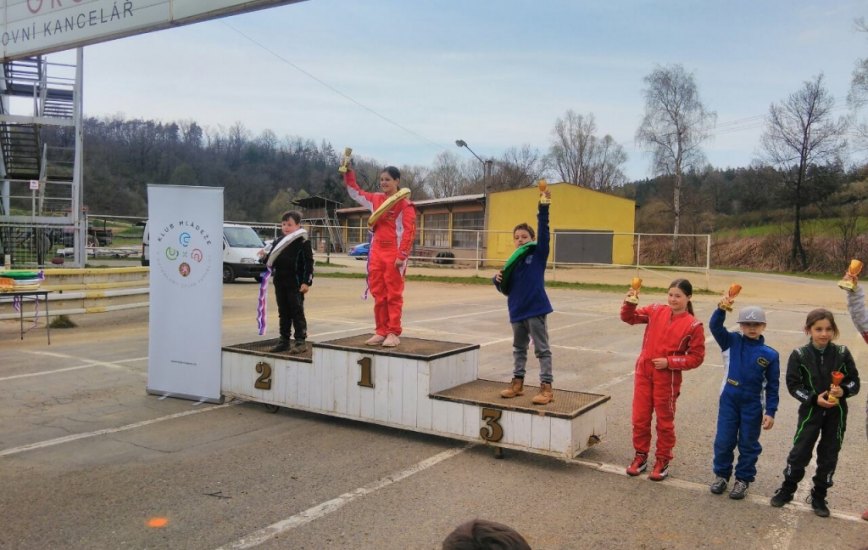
{"left": 532, "top": 382, "right": 554, "bottom": 405}
{"left": 500, "top": 377, "right": 524, "bottom": 398}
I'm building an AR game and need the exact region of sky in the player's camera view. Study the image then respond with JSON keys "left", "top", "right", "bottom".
{"left": 46, "top": 0, "right": 868, "bottom": 182}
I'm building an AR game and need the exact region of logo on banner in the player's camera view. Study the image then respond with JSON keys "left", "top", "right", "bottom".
{"left": 154, "top": 221, "right": 214, "bottom": 287}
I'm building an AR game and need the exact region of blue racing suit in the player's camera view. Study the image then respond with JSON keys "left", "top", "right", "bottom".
{"left": 710, "top": 308, "right": 780, "bottom": 482}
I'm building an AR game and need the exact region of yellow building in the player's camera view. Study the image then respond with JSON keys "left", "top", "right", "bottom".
{"left": 487, "top": 183, "right": 635, "bottom": 265}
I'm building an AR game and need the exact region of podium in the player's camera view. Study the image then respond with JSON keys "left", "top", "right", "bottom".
{"left": 222, "top": 335, "right": 610, "bottom": 458}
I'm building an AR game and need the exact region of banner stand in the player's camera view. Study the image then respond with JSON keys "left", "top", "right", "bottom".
{"left": 146, "top": 184, "right": 224, "bottom": 403}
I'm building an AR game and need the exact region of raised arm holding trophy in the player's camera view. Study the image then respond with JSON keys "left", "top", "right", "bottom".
{"left": 838, "top": 259, "right": 863, "bottom": 292}
{"left": 719, "top": 283, "right": 742, "bottom": 312}
{"left": 625, "top": 277, "right": 642, "bottom": 305}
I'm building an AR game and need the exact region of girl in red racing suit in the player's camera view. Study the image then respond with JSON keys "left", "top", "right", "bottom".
{"left": 343, "top": 166, "right": 416, "bottom": 347}
{"left": 621, "top": 278, "right": 705, "bottom": 481}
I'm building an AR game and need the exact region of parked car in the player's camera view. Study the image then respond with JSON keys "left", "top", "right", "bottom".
{"left": 141, "top": 221, "right": 267, "bottom": 282}
{"left": 348, "top": 242, "right": 370, "bottom": 259}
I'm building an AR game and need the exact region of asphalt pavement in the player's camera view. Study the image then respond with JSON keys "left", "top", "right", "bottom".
{"left": 1, "top": 270, "right": 866, "bottom": 549}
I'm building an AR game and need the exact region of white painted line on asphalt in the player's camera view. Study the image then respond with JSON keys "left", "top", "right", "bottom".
{"left": 407, "top": 307, "right": 507, "bottom": 325}
{"left": 23, "top": 351, "right": 148, "bottom": 375}
{"left": 0, "top": 352, "right": 150, "bottom": 382}
{"left": 567, "top": 457, "right": 866, "bottom": 523}
{"left": 0, "top": 363, "right": 103, "bottom": 381}
{"left": 216, "top": 444, "right": 471, "bottom": 550}
{"left": 0, "top": 402, "right": 238, "bottom": 458}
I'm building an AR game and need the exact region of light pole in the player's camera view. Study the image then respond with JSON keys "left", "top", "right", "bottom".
{"left": 455, "top": 139, "right": 493, "bottom": 193}
{"left": 455, "top": 139, "right": 493, "bottom": 271}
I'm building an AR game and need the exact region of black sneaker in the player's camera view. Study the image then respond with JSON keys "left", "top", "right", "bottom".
{"left": 809, "top": 492, "right": 830, "bottom": 518}
{"left": 289, "top": 341, "right": 307, "bottom": 354}
{"left": 770, "top": 488, "right": 794, "bottom": 507}
{"left": 710, "top": 477, "right": 728, "bottom": 495}
{"left": 729, "top": 479, "right": 749, "bottom": 500}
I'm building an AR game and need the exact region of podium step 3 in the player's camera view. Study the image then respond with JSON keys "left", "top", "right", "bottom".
{"left": 223, "top": 339, "right": 313, "bottom": 362}
{"left": 316, "top": 334, "right": 479, "bottom": 361}
{"left": 431, "top": 379, "right": 610, "bottom": 420}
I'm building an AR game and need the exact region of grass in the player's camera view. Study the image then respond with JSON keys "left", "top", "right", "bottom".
{"left": 714, "top": 217, "right": 868, "bottom": 239}
{"left": 316, "top": 271, "right": 717, "bottom": 295}
{"left": 49, "top": 314, "right": 77, "bottom": 329}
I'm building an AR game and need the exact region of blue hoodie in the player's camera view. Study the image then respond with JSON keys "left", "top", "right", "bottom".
{"left": 493, "top": 204, "right": 553, "bottom": 323}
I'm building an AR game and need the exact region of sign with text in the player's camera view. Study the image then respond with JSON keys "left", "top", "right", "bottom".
{"left": 147, "top": 184, "right": 223, "bottom": 402}
{"left": 1, "top": 0, "right": 306, "bottom": 61}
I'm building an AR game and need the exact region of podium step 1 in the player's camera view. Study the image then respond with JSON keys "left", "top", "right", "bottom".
{"left": 315, "top": 333, "right": 479, "bottom": 361}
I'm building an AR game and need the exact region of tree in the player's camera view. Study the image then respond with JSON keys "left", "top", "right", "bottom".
{"left": 549, "top": 110, "right": 596, "bottom": 185}
{"left": 547, "top": 111, "right": 628, "bottom": 191}
{"left": 490, "top": 145, "right": 544, "bottom": 191}
{"left": 760, "top": 74, "right": 848, "bottom": 269}
{"left": 425, "top": 151, "right": 470, "bottom": 198}
{"left": 848, "top": 17, "right": 868, "bottom": 153}
{"left": 591, "top": 134, "right": 628, "bottom": 192}
{"left": 635, "top": 64, "right": 716, "bottom": 241}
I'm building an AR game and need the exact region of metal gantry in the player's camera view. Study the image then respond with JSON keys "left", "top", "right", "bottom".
{"left": 0, "top": 49, "right": 85, "bottom": 268}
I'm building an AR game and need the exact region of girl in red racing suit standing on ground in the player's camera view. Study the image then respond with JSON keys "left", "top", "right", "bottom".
{"left": 621, "top": 278, "right": 706, "bottom": 481}
{"left": 343, "top": 165, "right": 416, "bottom": 348}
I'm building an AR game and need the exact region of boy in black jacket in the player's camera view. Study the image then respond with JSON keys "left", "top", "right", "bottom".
{"left": 261, "top": 211, "right": 314, "bottom": 353}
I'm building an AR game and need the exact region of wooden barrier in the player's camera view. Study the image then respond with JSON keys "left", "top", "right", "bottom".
{"left": 222, "top": 334, "right": 610, "bottom": 458}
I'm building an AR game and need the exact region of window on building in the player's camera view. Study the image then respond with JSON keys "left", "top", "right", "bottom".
{"left": 451, "top": 210, "right": 483, "bottom": 248}
{"left": 423, "top": 213, "right": 449, "bottom": 248}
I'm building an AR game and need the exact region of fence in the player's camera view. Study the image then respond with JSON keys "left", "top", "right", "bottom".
{"left": 2, "top": 216, "right": 710, "bottom": 285}
{"left": 304, "top": 223, "right": 710, "bottom": 278}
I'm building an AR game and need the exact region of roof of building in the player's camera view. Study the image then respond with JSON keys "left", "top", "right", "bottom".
{"left": 336, "top": 193, "right": 484, "bottom": 214}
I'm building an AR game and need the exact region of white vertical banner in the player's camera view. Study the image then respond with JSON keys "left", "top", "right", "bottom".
{"left": 147, "top": 184, "right": 223, "bottom": 402}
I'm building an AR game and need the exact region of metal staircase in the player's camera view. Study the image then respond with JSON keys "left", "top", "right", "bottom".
{"left": 0, "top": 52, "right": 83, "bottom": 267}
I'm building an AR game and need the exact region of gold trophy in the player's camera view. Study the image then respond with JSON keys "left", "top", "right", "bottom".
{"left": 837, "top": 259, "right": 863, "bottom": 292}
{"left": 538, "top": 179, "right": 550, "bottom": 204}
{"left": 719, "top": 283, "right": 742, "bottom": 312}
{"left": 338, "top": 147, "right": 353, "bottom": 173}
{"left": 625, "top": 277, "right": 642, "bottom": 305}
{"left": 827, "top": 371, "right": 845, "bottom": 405}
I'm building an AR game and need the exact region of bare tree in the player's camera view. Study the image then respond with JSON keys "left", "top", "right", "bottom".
{"left": 848, "top": 17, "right": 868, "bottom": 153}
{"left": 549, "top": 110, "right": 597, "bottom": 185}
{"left": 760, "top": 74, "right": 848, "bottom": 270}
{"left": 396, "top": 165, "right": 431, "bottom": 200}
{"left": 636, "top": 64, "right": 716, "bottom": 240}
{"left": 548, "top": 111, "right": 629, "bottom": 191}
{"left": 425, "top": 151, "right": 470, "bottom": 198}
{"left": 592, "top": 134, "right": 628, "bottom": 191}
{"left": 490, "top": 145, "right": 545, "bottom": 191}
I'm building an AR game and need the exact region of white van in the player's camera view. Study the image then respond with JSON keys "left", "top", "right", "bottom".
{"left": 221, "top": 223, "right": 267, "bottom": 282}
{"left": 142, "top": 221, "right": 267, "bottom": 283}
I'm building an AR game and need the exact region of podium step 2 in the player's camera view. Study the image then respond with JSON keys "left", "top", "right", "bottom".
{"left": 431, "top": 379, "right": 610, "bottom": 420}
{"left": 223, "top": 339, "right": 313, "bottom": 362}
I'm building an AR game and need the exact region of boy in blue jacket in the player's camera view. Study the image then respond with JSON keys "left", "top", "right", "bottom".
{"left": 709, "top": 304, "right": 780, "bottom": 500}
{"left": 493, "top": 190, "right": 554, "bottom": 405}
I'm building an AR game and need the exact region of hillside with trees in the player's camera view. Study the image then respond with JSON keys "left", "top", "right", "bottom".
{"left": 49, "top": 30, "right": 868, "bottom": 275}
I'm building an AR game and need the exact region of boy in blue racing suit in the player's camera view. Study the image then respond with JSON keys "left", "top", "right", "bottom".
{"left": 708, "top": 304, "right": 779, "bottom": 500}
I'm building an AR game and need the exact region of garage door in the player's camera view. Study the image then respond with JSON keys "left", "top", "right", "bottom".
{"left": 553, "top": 230, "right": 613, "bottom": 264}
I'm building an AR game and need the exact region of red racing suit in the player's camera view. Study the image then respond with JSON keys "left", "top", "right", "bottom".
{"left": 344, "top": 170, "right": 416, "bottom": 336}
{"left": 621, "top": 302, "right": 705, "bottom": 462}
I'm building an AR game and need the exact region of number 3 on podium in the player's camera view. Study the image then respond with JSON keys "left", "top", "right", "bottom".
{"left": 480, "top": 407, "right": 504, "bottom": 442}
